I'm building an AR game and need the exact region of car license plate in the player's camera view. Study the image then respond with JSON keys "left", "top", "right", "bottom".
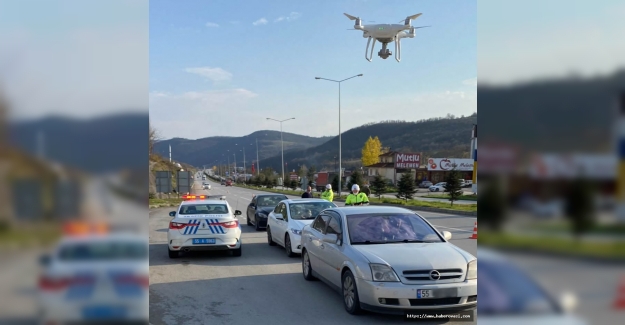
{"left": 417, "top": 289, "right": 434, "bottom": 298}
{"left": 193, "top": 238, "right": 216, "bottom": 244}
{"left": 82, "top": 305, "right": 126, "bottom": 319}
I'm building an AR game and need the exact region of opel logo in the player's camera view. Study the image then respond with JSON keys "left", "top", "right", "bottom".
{"left": 429, "top": 270, "right": 440, "bottom": 280}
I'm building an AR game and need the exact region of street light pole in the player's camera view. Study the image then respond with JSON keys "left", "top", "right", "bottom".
{"left": 256, "top": 138, "right": 260, "bottom": 176}
{"left": 315, "top": 74, "right": 363, "bottom": 197}
{"left": 267, "top": 117, "right": 295, "bottom": 188}
{"left": 242, "top": 148, "right": 246, "bottom": 182}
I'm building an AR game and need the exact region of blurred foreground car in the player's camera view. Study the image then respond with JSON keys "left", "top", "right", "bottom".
{"left": 418, "top": 181, "right": 433, "bottom": 188}
{"left": 38, "top": 223, "right": 148, "bottom": 324}
{"left": 477, "top": 248, "right": 586, "bottom": 325}
{"left": 246, "top": 194, "right": 288, "bottom": 230}
{"left": 266, "top": 199, "right": 337, "bottom": 257}
{"left": 167, "top": 194, "right": 242, "bottom": 258}
{"left": 301, "top": 206, "right": 477, "bottom": 315}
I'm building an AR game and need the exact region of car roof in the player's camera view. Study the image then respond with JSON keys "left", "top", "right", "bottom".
{"left": 283, "top": 198, "right": 331, "bottom": 204}
{"left": 255, "top": 194, "right": 288, "bottom": 198}
{"left": 328, "top": 206, "right": 416, "bottom": 216}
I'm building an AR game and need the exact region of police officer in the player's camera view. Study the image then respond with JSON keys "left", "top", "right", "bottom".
{"left": 321, "top": 184, "right": 334, "bottom": 202}
{"left": 345, "top": 184, "right": 369, "bottom": 206}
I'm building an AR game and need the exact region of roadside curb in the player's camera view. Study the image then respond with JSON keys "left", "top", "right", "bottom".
{"left": 480, "top": 244, "right": 625, "bottom": 265}
{"left": 232, "top": 185, "right": 477, "bottom": 216}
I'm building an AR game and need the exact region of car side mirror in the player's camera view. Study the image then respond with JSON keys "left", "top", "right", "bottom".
{"left": 39, "top": 254, "right": 51, "bottom": 266}
{"left": 234, "top": 210, "right": 242, "bottom": 215}
{"left": 169, "top": 211, "right": 176, "bottom": 217}
{"left": 322, "top": 233, "right": 338, "bottom": 244}
{"left": 275, "top": 214, "right": 283, "bottom": 221}
{"left": 442, "top": 231, "right": 452, "bottom": 240}
{"left": 559, "top": 292, "right": 578, "bottom": 313}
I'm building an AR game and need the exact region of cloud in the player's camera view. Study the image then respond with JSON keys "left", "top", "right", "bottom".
{"left": 185, "top": 67, "right": 233, "bottom": 82}
{"left": 205, "top": 22, "right": 219, "bottom": 28}
{"left": 252, "top": 18, "right": 268, "bottom": 26}
{"left": 274, "top": 12, "right": 301, "bottom": 23}
{"left": 149, "top": 89, "right": 258, "bottom": 139}
{"left": 462, "top": 77, "right": 477, "bottom": 86}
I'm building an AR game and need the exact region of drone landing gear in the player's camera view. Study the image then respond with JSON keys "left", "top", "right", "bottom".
{"left": 364, "top": 38, "right": 401, "bottom": 62}
{"left": 394, "top": 36, "right": 401, "bottom": 62}
{"left": 365, "top": 37, "right": 377, "bottom": 62}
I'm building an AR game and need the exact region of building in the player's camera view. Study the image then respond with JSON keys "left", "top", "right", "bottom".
{"left": 426, "top": 158, "right": 475, "bottom": 184}
{"left": 365, "top": 152, "right": 421, "bottom": 185}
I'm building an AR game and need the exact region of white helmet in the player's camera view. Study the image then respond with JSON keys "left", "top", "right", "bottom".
{"left": 352, "top": 184, "right": 360, "bottom": 191}
{"left": 326, "top": 184, "right": 332, "bottom": 189}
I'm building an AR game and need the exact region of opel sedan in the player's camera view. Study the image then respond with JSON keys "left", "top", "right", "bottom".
{"left": 300, "top": 206, "right": 477, "bottom": 315}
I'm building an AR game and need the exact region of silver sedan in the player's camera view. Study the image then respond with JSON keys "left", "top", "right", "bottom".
{"left": 300, "top": 206, "right": 477, "bottom": 315}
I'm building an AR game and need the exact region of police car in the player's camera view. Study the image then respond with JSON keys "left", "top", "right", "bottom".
{"left": 38, "top": 222, "right": 148, "bottom": 324}
{"left": 167, "top": 194, "right": 243, "bottom": 258}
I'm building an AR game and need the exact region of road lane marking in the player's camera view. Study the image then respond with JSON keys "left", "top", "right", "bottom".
{"left": 432, "top": 225, "right": 473, "bottom": 233}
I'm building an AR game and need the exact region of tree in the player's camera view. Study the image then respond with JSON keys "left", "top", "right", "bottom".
{"left": 396, "top": 173, "right": 417, "bottom": 201}
{"left": 149, "top": 124, "right": 159, "bottom": 155}
{"left": 565, "top": 178, "right": 595, "bottom": 239}
{"left": 331, "top": 175, "right": 340, "bottom": 193}
{"left": 347, "top": 169, "right": 365, "bottom": 191}
{"left": 371, "top": 174, "right": 387, "bottom": 199}
{"left": 289, "top": 179, "right": 298, "bottom": 191}
{"left": 479, "top": 180, "right": 506, "bottom": 231}
{"left": 361, "top": 136, "right": 382, "bottom": 167}
{"left": 306, "top": 165, "right": 316, "bottom": 185}
{"left": 444, "top": 169, "right": 464, "bottom": 206}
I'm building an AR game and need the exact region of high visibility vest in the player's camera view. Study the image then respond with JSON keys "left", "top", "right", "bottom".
{"left": 345, "top": 192, "right": 369, "bottom": 205}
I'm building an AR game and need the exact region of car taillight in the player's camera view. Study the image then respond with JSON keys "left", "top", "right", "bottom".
{"left": 221, "top": 220, "right": 239, "bottom": 228}
{"left": 39, "top": 276, "right": 70, "bottom": 291}
{"left": 169, "top": 222, "right": 186, "bottom": 230}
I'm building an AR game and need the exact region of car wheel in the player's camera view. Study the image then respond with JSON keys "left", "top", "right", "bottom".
{"left": 267, "top": 226, "right": 276, "bottom": 246}
{"left": 436, "top": 188, "right": 440, "bottom": 192}
{"left": 247, "top": 215, "right": 252, "bottom": 226}
{"left": 232, "top": 245, "right": 242, "bottom": 257}
{"left": 168, "top": 248, "right": 179, "bottom": 259}
{"left": 255, "top": 217, "right": 261, "bottom": 231}
{"left": 302, "top": 250, "right": 317, "bottom": 281}
{"left": 342, "top": 270, "right": 363, "bottom": 315}
{"left": 285, "top": 234, "right": 295, "bottom": 257}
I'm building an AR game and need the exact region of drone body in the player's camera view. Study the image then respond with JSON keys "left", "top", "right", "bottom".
{"left": 344, "top": 13, "right": 429, "bottom": 62}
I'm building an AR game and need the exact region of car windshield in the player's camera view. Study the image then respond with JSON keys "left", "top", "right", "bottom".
{"left": 347, "top": 213, "right": 443, "bottom": 244}
{"left": 58, "top": 241, "right": 147, "bottom": 261}
{"left": 289, "top": 202, "right": 336, "bottom": 220}
{"left": 257, "top": 195, "right": 287, "bottom": 207}
{"left": 179, "top": 204, "right": 229, "bottom": 214}
{"left": 478, "top": 259, "right": 558, "bottom": 315}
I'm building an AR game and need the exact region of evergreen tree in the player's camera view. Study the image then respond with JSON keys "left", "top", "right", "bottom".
{"left": 479, "top": 180, "right": 506, "bottom": 230}
{"left": 306, "top": 165, "right": 316, "bottom": 186}
{"left": 289, "top": 179, "right": 298, "bottom": 191}
{"left": 565, "top": 178, "right": 595, "bottom": 239}
{"left": 396, "top": 173, "right": 417, "bottom": 201}
{"left": 347, "top": 169, "right": 365, "bottom": 190}
{"left": 371, "top": 174, "right": 387, "bottom": 199}
{"left": 331, "top": 175, "right": 340, "bottom": 193}
{"left": 444, "top": 169, "right": 464, "bottom": 206}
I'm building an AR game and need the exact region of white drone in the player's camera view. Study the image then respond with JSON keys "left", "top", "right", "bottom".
{"left": 344, "top": 13, "right": 429, "bottom": 62}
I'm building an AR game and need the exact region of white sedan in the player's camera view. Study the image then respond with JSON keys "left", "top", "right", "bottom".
{"left": 300, "top": 206, "right": 476, "bottom": 315}
{"left": 266, "top": 199, "right": 337, "bottom": 257}
{"left": 429, "top": 182, "right": 447, "bottom": 192}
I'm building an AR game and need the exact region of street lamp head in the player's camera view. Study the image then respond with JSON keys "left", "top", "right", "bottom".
{"left": 315, "top": 77, "right": 320, "bottom": 79}
{"left": 357, "top": 74, "right": 363, "bottom": 76}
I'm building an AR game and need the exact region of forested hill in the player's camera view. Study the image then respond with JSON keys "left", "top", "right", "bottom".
{"left": 259, "top": 113, "right": 477, "bottom": 171}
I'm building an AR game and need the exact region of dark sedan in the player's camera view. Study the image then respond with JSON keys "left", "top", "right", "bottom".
{"left": 246, "top": 194, "right": 288, "bottom": 230}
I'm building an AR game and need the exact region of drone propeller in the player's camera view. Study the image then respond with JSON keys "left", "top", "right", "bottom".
{"left": 344, "top": 13, "right": 359, "bottom": 20}
{"left": 412, "top": 25, "right": 431, "bottom": 29}
{"left": 399, "top": 13, "right": 423, "bottom": 23}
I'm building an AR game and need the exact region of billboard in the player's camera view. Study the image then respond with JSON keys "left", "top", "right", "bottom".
{"left": 427, "top": 158, "right": 474, "bottom": 171}
{"left": 394, "top": 153, "right": 421, "bottom": 169}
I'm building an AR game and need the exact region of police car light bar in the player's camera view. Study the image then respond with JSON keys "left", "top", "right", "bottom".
{"left": 181, "top": 194, "right": 226, "bottom": 201}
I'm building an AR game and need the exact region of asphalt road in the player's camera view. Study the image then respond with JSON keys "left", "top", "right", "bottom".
{"left": 149, "top": 178, "right": 477, "bottom": 324}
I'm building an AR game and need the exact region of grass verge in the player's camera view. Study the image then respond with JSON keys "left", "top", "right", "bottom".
{"left": 149, "top": 198, "right": 183, "bottom": 208}
{"left": 479, "top": 230, "right": 625, "bottom": 260}
{"left": 424, "top": 194, "right": 478, "bottom": 201}
{"left": 0, "top": 224, "right": 62, "bottom": 248}
{"left": 524, "top": 222, "right": 625, "bottom": 236}
{"left": 234, "top": 185, "right": 477, "bottom": 213}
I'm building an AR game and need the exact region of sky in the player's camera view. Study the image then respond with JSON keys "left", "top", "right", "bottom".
{"left": 149, "top": 0, "right": 478, "bottom": 139}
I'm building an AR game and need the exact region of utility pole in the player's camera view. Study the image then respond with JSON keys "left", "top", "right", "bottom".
{"left": 256, "top": 139, "right": 260, "bottom": 176}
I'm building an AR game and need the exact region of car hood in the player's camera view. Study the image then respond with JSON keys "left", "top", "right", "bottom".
{"left": 477, "top": 314, "right": 586, "bottom": 325}
{"left": 352, "top": 243, "right": 474, "bottom": 276}
{"left": 289, "top": 219, "right": 315, "bottom": 230}
{"left": 256, "top": 207, "right": 274, "bottom": 214}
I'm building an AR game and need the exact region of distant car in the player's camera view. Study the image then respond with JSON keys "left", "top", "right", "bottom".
{"left": 221, "top": 180, "right": 226, "bottom": 185}
{"left": 246, "top": 194, "right": 289, "bottom": 231}
{"left": 477, "top": 248, "right": 586, "bottom": 325}
{"left": 418, "top": 181, "right": 433, "bottom": 188}
{"left": 429, "top": 182, "right": 447, "bottom": 192}
{"left": 266, "top": 199, "right": 337, "bottom": 257}
{"left": 225, "top": 179, "right": 232, "bottom": 186}
{"left": 300, "top": 206, "right": 476, "bottom": 315}
{"left": 167, "top": 195, "right": 242, "bottom": 258}
{"left": 38, "top": 228, "right": 149, "bottom": 324}
{"left": 202, "top": 182, "right": 211, "bottom": 190}
{"left": 463, "top": 180, "right": 473, "bottom": 188}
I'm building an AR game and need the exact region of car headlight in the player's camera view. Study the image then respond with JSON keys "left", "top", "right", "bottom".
{"left": 370, "top": 264, "right": 400, "bottom": 282}
{"left": 290, "top": 228, "right": 302, "bottom": 235}
{"left": 466, "top": 259, "right": 477, "bottom": 280}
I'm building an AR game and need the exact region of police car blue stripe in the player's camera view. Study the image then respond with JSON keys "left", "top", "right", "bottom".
{"left": 211, "top": 219, "right": 220, "bottom": 234}
{"left": 208, "top": 220, "right": 216, "bottom": 234}
{"left": 194, "top": 220, "right": 200, "bottom": 234}
{"left": 217, "top": 219, "right": 225, "bottom": 234}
